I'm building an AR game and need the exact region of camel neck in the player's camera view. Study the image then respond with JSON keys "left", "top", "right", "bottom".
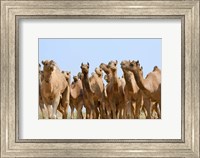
{"left": 83, "top": 73, "right": 89, "bottom": 79}
{"left": 111, "top": 70, "right": 120, "bottom": 91}
{"left": 123, "top": 70, "right": 129, "bottom": 81}
{"left": 67, "top": 77, "right": 71, "bottom": 85}
{"left": 124, "top": 71, "right": 132, "bottom": 85}
{"left": 133, "top": 70, "right": 146, "bottom": 91}
{"left": 43, "top": 72, "right": 53, "bottom": 83}
{"left": 112, "top": 70, "right": 117, "bottom": 79}
{"left": 82, "top": 73, "right": 92, "bottom": 92}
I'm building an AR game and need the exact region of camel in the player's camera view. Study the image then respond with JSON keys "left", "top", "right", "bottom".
{"left": 70, "top": 74, "right": 84, "bottom": 119}
{"left": 100, "top": 61, "right": 125, "bottom": 119}
{"left": 80, "top": 63, "right": 97, "bottom": 119}
{"left": 125, "top": 60, "right": 161, "bottom": 118}
{"left": 99, "top": 63, "right": 113, "bottom": 118}
{"left": 38, "top": 64, "right": 48, "bottom": 119}
{"left": 89, "top": 67, "right": 105, "bottom": 119}
{"left": 57, "top": 71, "right": 71, "bottom": 119}
{"left": 40, "top": 60, "right": 67, "bottom": 119}
{"left": 100, "top": 63, "right": 112, "bottom": 83}
{"left": 120, "top": 60, "right": 144, "bottom": 119}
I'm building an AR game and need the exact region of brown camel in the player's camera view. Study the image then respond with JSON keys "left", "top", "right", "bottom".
{"left": 100, "top": 61, "right": 125, "bottom": 119}
{"left": 40, "top": 60, "right": 67, "bottom": 119}
{"left": 70, "top": 74, "right": 84, "bottom": 119}
{"left": 120, "top": 60, "right": 143, "bottom": 119}
{"left": 125, "top": 60, "right": 161, "bottom": 118}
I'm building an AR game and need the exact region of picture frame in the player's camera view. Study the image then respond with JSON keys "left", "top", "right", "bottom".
{"left": 1, "top": 0, "right": 199, "bottom": 157}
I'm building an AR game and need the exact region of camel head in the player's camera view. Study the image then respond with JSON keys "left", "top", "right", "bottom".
{"left": 127, "top": 60, "right": 144, "bottom": 77}
{"left": 104, "top": 75, "right": 110, "bottom": 83}
{"left": 77, "top": 72, "right": 83, "bottom": 80}
{"left": 41, "top": 60, "right": 58, "bottom": 82}
{"left": 95, "top": 67, "right": 103, "bottom": 77}
{"left": 120, "top": 60, "right": 131, "bottom": 71}
{"left": 125, "top": 60, "right": 140, "bottom": 72}
{"left": 80, "top": 62, "right": 89, "bottom": 74}
{"left": 107, "top": 60, "right": 118, "bottom": 72}
{"left": 42, "top": 60, "right": 57, "bottom": 74}
{"left": 73, "top": 75, "right": 79, "bottom": 82}
{"left": 100, "top": 63, "right": 111, "bottom": 75}
{"left": 62, "top": 71, "right": 71, "bottom": 81}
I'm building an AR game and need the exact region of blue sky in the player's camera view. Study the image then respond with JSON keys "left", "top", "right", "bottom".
{"left": 39, "top": 39, "right": 161, "bottom": 81}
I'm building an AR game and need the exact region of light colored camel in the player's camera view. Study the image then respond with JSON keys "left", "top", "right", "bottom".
{"left": 70, "top": 74, "right": 84, "bottom": 119}
{"left": 120, "top": 60, "right": 144, "bottom": 119}
{"left": 125, "top": 60, "right": 161, "bottom": 118}
{"left": 101, "top": 61, "right": 125, "bottom": 119}
{"left": 40, "top": 60, "right": 67, "bottom": 119}
{"left": 38, "top": 64, "right": 48, "bottom": 119}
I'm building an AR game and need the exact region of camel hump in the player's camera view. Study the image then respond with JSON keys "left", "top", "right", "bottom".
{"left": 71, "top": 80, "right": 83, "bottom": 99}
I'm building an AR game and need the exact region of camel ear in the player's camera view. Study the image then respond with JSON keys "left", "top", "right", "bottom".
{"left": 61, "top": 71, "right": 64, "bottom": 73}
{"left": 42, "top": 60, "right": 45, "bottom": 65}
{"left": 87, "top": 62, "right": 89, "bottom": 68}
{"left": 39, "top": 63, "right": 41, "bottom": 67}
{"left": 69, "top": 71, "right": 71, "bottom": 74}
{"left": 115, "top": 60, "right": 118, "bottom": 65}
{"left": 141, "top": 66, "right": 143, "bottom": 71}
{"left": 153, "top": 66, "right": 158, "bottom": 71}
{"left": 130, "top": 62, "right": 134, "bottom": 67}
{"left": 136, "top": 60, "right": 140, "bottom": 66}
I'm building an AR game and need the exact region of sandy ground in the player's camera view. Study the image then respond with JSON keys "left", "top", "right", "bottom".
{"left": 38, "top": 107, "right": 158, "bottom": 119}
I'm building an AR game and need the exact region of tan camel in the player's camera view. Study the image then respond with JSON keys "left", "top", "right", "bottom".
{"left": 40, "top": 60, "right": 67, "bottom": 119}
{"left": 125, "top": 60, "right": 161, "bottom": 118}
{"left": 70, "top": 74, "right": 84, "bottom": 119}
{"left": 89, "top": 67, "right": 105, "bottom": 119}
{"left": 58, "top": 71, "right": 71, "bottom": 119}
{"left": 100, "top": 61, "right": 125, "bottom": 119}
{"left": 120, "top": 60, "right": 143, "bottom": 119}
{"left": 80, "top": 62, "right": 97, "bottom": 119}
{"left": 99, "top": 63, "right": 113, "bottom": 118}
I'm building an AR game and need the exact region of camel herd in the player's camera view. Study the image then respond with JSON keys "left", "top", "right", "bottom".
{"left": 39, "top": 60, "right": 161, "bottom": 119}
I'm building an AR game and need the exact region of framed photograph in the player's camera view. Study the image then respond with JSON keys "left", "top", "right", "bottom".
{"left": 1, "top": 0, "right": 199, "bottom": 157}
